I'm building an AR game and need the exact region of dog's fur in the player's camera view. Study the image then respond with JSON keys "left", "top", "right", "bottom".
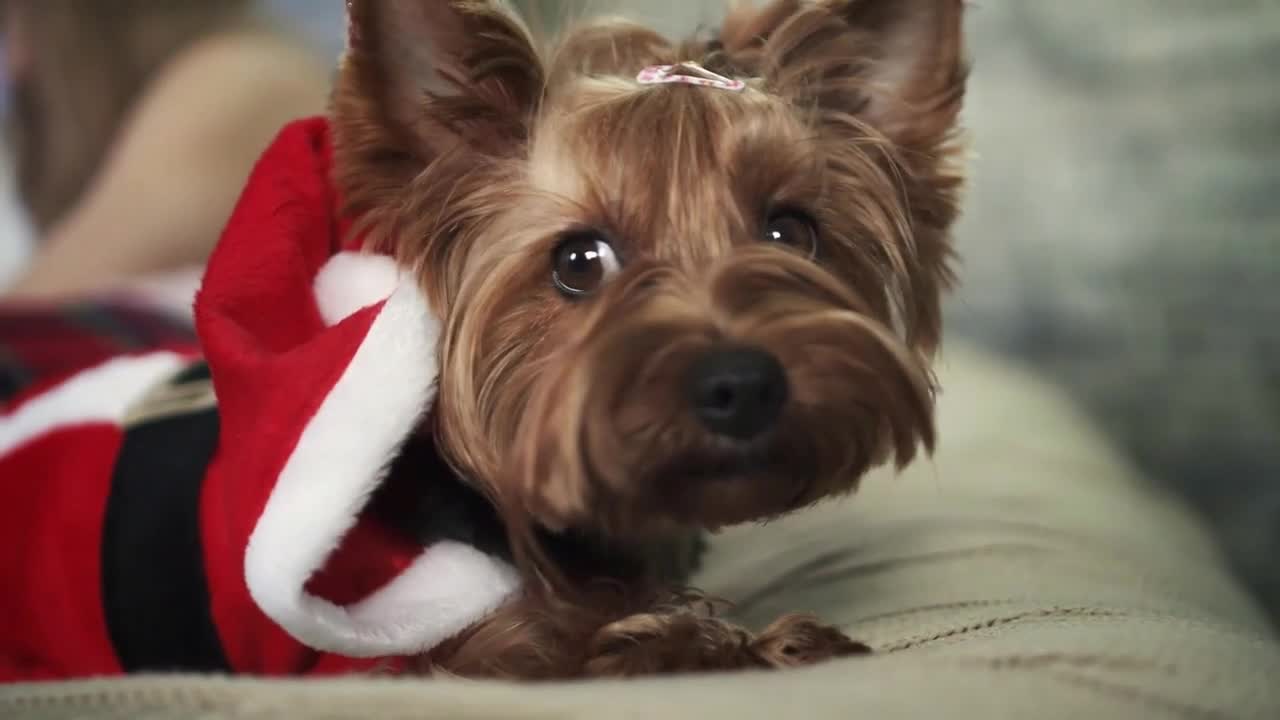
{"left": 332, "top": 0, "right": 967, "bottom": 679}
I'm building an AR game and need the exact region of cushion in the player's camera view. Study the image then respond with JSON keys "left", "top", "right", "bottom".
{"left": 3, "top": 341, "right": 1277, "bottom": 719}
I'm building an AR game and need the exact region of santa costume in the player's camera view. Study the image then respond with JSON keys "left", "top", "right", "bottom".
{"left": 0, "top": 116, "right": 522, "bottom": 681}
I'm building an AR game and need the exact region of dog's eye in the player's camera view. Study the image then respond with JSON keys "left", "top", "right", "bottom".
{"left": 552, "top": 232, "right": 620, "bottom": 296}
{"left": 763, "top": 211, "right": 818, "bottom": 257}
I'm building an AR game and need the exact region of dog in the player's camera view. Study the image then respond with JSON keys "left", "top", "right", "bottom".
{"left": 0, "top": 0, "right": 965, "bottom": 683}
{"left": 333, "top": 0, "right": 968, "bottom": 679}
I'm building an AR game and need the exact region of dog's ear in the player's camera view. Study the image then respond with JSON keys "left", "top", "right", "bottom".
{"left": 333, "top": 0, "right": 543, "bottom": 218}
{"left": 720, "top": 0, "right": 966, "bottom": 151}
{"left": 720, "top": 0, "right": 966, "bottom": 356}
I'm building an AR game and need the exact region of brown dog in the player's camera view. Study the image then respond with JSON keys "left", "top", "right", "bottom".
{"left": 333, "top": 0, "right": 967, "bottom": 679}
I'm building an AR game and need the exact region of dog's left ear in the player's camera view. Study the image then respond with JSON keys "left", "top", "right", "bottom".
{"left": 721, "top": 0, "right": 967, "bottom": 356}
{"left": 721, "top": 0, "right": 966, "bottom": 151}
{"left": 333, "top": 0, "right": 543, "bottom": 221}
{"left": 836, "top": 0, "right": 967, "bottom": 149}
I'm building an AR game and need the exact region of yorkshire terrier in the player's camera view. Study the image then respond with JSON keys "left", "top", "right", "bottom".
{"left": 334, "top": 0, "right": 967, "bottom": 679}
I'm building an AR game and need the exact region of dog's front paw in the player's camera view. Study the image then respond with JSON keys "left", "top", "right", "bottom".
{"left": 751, "top": 613, "right": 871, "bottom": 667}
{"left": 581, "top": 608, "right": 868, "bottom": 677}
{"left": 583, "top": 609, "right": 769, "bottom": 677}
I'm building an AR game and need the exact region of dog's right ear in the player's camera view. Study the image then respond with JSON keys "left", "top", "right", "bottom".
{"left": 333, "top": 0, "right": 543, "bottom": 222}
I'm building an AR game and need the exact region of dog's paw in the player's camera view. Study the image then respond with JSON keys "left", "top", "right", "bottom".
{"left": 580, "top": 609, "right": 868, "bottom": 677}
{"left": 582, "top": 610, "right": 770, "bottom": 677}
{"left": 751, "top": 613, "right": 872, "bottom": 667}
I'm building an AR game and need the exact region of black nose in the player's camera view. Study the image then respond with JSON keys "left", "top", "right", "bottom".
{"left": 687, "top": 347, "right": 788, "bottom": 440}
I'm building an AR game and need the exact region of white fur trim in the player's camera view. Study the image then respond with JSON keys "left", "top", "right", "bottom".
{"left": 344, "top": 541, "right": 520, "bottom": 643}
{"left": 0, "top": 352, "right": 185, "bottom": 455}
{"left": 245, "top": 274, "right": 522, "bottom": 656}
{"left": 313, "top": 251, "right": 401, "bottom": 326}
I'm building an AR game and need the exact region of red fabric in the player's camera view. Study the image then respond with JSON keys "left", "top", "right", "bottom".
{"left": 0, "top": 323, "right": 199, "bottom": 683}
{"left": 194, "top": 116, "right": 420, "bottom": 675}
{"left": 0, "top": 117, "right": 420, "bottom": 681}
{"left": 0, "top": 425, "right": 124, "bottom": 681}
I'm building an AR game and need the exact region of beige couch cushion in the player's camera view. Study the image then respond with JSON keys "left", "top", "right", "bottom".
{"left": 4, "top": 342, "right": 1278, "bottom": 719}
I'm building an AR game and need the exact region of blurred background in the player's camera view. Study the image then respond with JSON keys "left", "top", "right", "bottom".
{"left": 0, "top": 1, "right": 1275, "bottom": 625}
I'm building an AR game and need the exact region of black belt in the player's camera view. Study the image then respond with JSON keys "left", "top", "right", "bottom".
{"left": 100, "top": 360, "right": 232, "bottom": 673}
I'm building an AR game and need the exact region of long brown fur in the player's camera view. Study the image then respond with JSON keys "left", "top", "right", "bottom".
{"left": 333, "top": 0, "right": 968, "bottom": 679}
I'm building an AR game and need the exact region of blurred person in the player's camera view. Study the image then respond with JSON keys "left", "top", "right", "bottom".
{"left": 0, "top": 0, "right": 331, "bottom": 306}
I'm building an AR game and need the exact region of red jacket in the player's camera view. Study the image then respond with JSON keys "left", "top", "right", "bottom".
{"left": 0, "top": 117, "right": 521, "bottom": 682}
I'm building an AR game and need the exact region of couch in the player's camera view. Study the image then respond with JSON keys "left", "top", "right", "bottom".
{"left": 3, "top": 341, "right": 1277, "bottom": 719}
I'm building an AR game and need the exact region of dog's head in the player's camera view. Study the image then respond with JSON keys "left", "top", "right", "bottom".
{"left": 334, "top": 0, "right": 967, "bottom": 539}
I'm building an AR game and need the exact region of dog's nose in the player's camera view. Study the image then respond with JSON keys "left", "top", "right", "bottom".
{"left": 687, "top": 347, "right": 788, "bottom": 440}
